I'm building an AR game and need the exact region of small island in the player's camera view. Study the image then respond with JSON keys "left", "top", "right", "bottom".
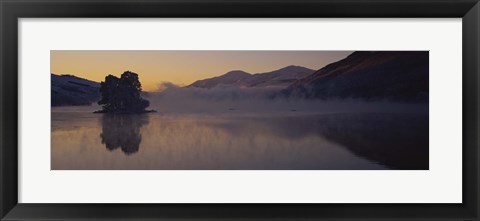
{"left": 94, "top": 71, "right": 155, "bottom": 114}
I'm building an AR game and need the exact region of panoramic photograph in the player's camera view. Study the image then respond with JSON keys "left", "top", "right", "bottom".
{"left": 51, "top": 50, "right": 429, "bottom": 170}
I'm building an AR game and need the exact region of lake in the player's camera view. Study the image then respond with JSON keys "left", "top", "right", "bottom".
{"left": 51, "top": 106, "right": 428, "bottom": 170}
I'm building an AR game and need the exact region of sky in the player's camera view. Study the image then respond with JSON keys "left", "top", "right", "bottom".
{"left": 51, "top": 50, "right": 353, "bottom": 92}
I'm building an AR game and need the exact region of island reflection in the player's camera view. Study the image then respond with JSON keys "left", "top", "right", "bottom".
{"left": 100, "top": 114, "right": 149, "bottom": 155}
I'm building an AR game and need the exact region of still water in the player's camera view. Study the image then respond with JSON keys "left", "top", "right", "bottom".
{"left": 51, "top": 107, "right": 428, "bottom": 170}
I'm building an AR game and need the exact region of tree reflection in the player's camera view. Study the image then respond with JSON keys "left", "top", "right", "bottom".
{"left": 100, "top": 114, "right": 149, "bottom": 155}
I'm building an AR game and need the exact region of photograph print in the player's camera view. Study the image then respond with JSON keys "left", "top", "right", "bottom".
{"left": 51, "top": 50, "right": 429, "bottom": 170}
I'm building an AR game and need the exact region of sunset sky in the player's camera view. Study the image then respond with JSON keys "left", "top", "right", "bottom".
{"left": 51, "top": 50, "right": 353, "bottom": 91}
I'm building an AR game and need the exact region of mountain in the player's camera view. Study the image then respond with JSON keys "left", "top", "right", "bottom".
{"left": 189, "top": 65, "right": 315, "bottom": 89}
{"left": 188, "top": 70, "right": 251, "bottom": 89}
{"left": 51, "top": 74, "right": 100, "bottom": 106}
{"left": 238, "top": 65, "right": 315, "bottom": 88}
{"left": 284, "top": 51, "right": 429, "bottom": 102}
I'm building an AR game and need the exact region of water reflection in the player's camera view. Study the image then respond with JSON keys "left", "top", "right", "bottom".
{"left": 314, "top": 114, "right": 429, "bottom": 169}
{"left": 100, "top": 114, "right": 149, "bottom": 155}
{"left": 51, "top": 109, "right": 428, "bottom": 170}
{"left": 205, "top": 113, "right": 428, "bottom": 169}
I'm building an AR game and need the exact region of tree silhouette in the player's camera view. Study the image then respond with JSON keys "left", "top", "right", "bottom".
{"left": 97, "top": 71, "right": 150, "bottom": 113}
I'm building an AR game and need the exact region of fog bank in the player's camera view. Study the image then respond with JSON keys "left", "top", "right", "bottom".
{"left": 144, "top": 83, "right": 428, "bottom": 116}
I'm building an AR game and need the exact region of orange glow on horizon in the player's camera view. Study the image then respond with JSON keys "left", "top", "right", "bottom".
{"left": 51, "top": 50, "right": 353, "bottom": 91}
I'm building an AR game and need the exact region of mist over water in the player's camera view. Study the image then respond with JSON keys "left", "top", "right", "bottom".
{"left": 147, "top": 83, "right": 428, "bottom": 115}
{"left": 51, "top": 87, "right": 428, "bottom": 170}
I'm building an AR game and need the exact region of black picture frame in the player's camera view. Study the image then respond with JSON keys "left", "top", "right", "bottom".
{"left": 1, "top": 0, "right": 479, "bottom": 220}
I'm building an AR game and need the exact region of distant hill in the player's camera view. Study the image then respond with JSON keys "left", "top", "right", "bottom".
{"left": 189, "top": 70, "right": 251, "bottom": 89}
{"left": 189, "top": 65, "right": 315, "bottom": 89}
{"left": 284, "top": 51, "right": 429, "bottom": 102}
{"left": 239, "top": 65, "right": 315, "bottom": 88}
{"left": 51, "top": 74, "right": 100, "bottom": 106}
